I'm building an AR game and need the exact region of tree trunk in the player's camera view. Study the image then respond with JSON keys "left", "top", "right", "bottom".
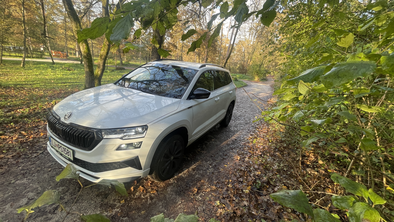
{"left": 40, "top": 0, "right": 54, "bottom": 64}
{"left": 64, "top": 13, "right": 68, "bottom": 58}
{"left": 21, "top": 0, "right": 27, "bottom": 68}
{"left": 118, "top": 46, "right": 123, "bottom": 65}
{"left": 0, "top": 3, "right": 5, "bottom": 64}
{"left": 94, "top": 0, "right": 111, "bottom": 86}
{"left": 223, "top": 22, "right": 240, "bottom": 68}
{"left": 151, "top": 28, "right": 164, "bottom": 61}
{"left": 63, "top": 0, "right": 95, "bottom": 88}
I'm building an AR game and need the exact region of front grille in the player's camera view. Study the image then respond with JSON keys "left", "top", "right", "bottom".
{"left": 47, "top": 111, "right": 102, "bottom": 151}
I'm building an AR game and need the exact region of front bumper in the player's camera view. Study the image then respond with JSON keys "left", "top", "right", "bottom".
{"left": 46, "top": 130, "right": 151, "bottom": 183}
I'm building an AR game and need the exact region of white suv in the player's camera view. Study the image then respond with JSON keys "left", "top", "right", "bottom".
{"left": 46, "top": 60, "right": 236, "bottom": 183}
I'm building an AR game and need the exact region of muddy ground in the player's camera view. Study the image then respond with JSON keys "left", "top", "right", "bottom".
{"left": 0, "top": 79, "right": 274, "bottom": 222}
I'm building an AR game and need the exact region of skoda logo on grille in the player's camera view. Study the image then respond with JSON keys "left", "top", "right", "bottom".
{"left": 64, "top": 112, "right": 72, "bottom": 120}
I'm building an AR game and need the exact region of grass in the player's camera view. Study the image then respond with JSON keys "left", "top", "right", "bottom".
{"left": 0, "top": 60, "right": 130, "bottom": 156}
{"left": 231, "top": 73, "right": 254, "bottom": 81}
{"left": 233, "top": 80, "right": 247, "bottom": 88}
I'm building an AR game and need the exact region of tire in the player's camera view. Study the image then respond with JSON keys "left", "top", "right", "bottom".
{"left": 220, "top": 102, "right": 234, "bottom": 127}
{"left": 150, "top": 134, "right": 185, "bottom": 182}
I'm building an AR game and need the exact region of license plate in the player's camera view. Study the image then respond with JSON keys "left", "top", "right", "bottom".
{"left": 50, "top": 137, "right": 73, "bottom": 161}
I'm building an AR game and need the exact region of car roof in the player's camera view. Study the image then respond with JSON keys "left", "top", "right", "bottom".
{"left": 147, "top": 59, "right": 226, "bottom": 71}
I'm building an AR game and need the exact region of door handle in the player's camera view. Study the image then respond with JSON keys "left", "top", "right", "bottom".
{"left": 215, "top": 97, "right": 220, "bottom": 102}
{"left": 229, "top": 91, "right": 233, "bottom": 94}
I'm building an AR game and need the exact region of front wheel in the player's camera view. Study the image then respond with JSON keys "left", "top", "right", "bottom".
{"left": 150, "top": 134, "right": 185, "bottom": 182}
{"left": 220, "top": 103, "right": 234, "bottom": 127}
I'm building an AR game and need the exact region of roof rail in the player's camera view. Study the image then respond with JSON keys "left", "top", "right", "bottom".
{"left": 199, "top": 63, "right": 224, "bottom": 68}
{"left": 152, "top": 58, "right": 179, "bottom": 62}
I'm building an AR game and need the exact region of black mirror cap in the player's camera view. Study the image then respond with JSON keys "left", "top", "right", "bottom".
{"left": 189, "top": 88, "right": 211, "bottom": 99}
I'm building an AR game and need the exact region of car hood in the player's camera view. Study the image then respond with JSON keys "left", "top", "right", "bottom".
{"left": 53, "top": 84, "right": 181, "bottom": 129}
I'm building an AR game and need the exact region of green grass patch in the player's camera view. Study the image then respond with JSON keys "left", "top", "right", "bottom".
{"left": 231, "top": 73, "right": 254, "bottom": 81}
{"left": 234, "top": 80, "right": 247, "bottom": 88}
{"left": 0, "top": 60, "right": 132, "bottom": 156}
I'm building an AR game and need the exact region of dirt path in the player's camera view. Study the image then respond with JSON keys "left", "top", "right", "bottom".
{"left": 0, "top": 80, "right": 273, "bottom": 222}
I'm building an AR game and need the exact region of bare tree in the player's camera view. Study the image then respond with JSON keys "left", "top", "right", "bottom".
{"left": 63, "top": 0, "right": 95, "bottom": 88}
{"left": 40, "top": 0, "right": 55, "bottom": 64}
{"left": 223, "top": 21, "right": 240, "bottom": 68}
{"left": 21, "top": 0, "right": 27, "bottom": 68}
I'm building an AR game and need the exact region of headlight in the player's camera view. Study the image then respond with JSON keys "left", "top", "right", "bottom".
{"left": 101, "top": 126, "right": 148, "bottom": 140}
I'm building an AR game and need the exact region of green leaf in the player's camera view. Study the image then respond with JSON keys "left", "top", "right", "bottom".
{"left": 348, "top": 53, "right": 369, "bottom": 62}
{"left": 312, "top": 84, "right": 327, "bottom": 92}
{"left": 220, "top": 2, "right": 229, "bottom": 17}
{"left": 305, "top": 34, "right": 321, "bottom": 48}
{"left": 105, "top": 16, "right": 123, "bottom": 42}
{"left": 288, "top": 66, "right": 326, "bottom": 84}
{"left": 111, "top": 181, "right": 128, "bottom": 196}
{"left": 17, "top": 190, "right": 60, "bottom": 213}
{"left": 360, "top": 138, "right": 379, "bottom": 151}
{"left": 81, "top": 214, "right": 111, "bottom": 222}
{"left": 358, "top": 18, "right": 375, "bottom": 32}
{"left": 311, "top": 119, "right": 326, "bottom": 125}
{"left": 270, "top": 190, "right": 313, "bottom": 216}
{"left": 381, "top": 54, "right": 394, "bottom": 74}
{"left": 262, "top": 0, "right": 275, "bottom": 11}
{"left": 260, "top": 10, "right": 276, "bottom": 27}
{"left": 181, "top": 29, "right": 198, "bottom": 41}
{"left": 150, "top": 213, "right": 165, "bottom": 222}
{"left": 157, "top": 21, "right": 166, "bottom": 36}
{"left": 281, "top": 93, "right": 297, "bottom": 101}
{"left": 368, "top": 189, "right": 386, "bottom": 205}
{"left": 298, "top": 80, "right": 309, "bottom": 95}
{"left": 208, "top": 22, "right": 223, "bottom": 48}
{"left": 201, "top": 0, "right": 214, "bottom": 7}
{"left": 56, "top": 164, "right": 78, "bottom": 181}
{"left": 320, "top": 62, "right": 376, "bottom": 88}
{"left": 174, "top": 213, "right": 199, "bottom": 222}
{"left": 235, "top": 3, "right": 248, "bottom": 24}
{"left": 331, "top": 173, "right": 368, "bottom": 199}
{"left": 170, "top": 0, "right": 177, "bottom": 6}
{"left": 335, "top": 137, "right": 348, "bottom": 144}
{"left": 187, "top": 33, "right": 207, "bottom": 53}
{"left": 110, "top": 14, "right": 134, "bottom": 42}
{"left": 331, "top": 195, "right": 356, "bottom": 210}
{"left": 338, "top": 111, "right": 357, "bottom": 121}
{"left": 313, "top": 208, "right": 340, "bottom": 222}
{"left": 337, "top": 33, "right": 354, "bottom": 48}
{"left": 325, "top": 97, "right": 346, "bottom": 107}
{"left": 356, "top": 104, "right": 382, "bottom": 113}
{"left": 134, "top": 28, "right": 142, "bottom": 39}
{"left": 348, "top": 202, "right": 381, "bottom": 222}
{"left": 207, "top": 13, "right": 219, "bottom": 30}
{"left": 208, "top": 219, "right": 220, "bottom": 222}
{"left": 77, "top": 17, "right": 109, "bottom": 43}
{"left": 157, "top": 48, "right": 170, "bottom": 58}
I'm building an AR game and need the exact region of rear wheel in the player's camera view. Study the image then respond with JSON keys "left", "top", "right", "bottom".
{"left": 150, "top": 134, "right": 185, "bottom": 182}
{"left": 220, "top": 103, "right": 234, "bottom": 127}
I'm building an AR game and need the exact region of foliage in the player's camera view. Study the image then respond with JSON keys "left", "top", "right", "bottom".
{"left": 17, "top": 190, "right": 60, "bottom": 220}
{"left": 248, "top": 64, "right": 269, "bottom": 81}
{"left": 271, "top": 173, "right": 387, "bottom": 222}
{"left": 265, "top": 0, "right": 394, "bottom": 220}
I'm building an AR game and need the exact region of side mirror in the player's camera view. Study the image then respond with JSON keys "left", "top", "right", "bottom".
{"left": 189, "top": 88, "right": 211, "bottom": 99}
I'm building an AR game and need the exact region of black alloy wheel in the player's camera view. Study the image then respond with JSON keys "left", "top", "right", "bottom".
{"left": 151, "top": 134, "right": 185, "bottom": 181}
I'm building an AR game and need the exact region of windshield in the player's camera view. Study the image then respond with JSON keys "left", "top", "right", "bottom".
{"left": 115, "top": 63, "right": 198, "bottom": 99}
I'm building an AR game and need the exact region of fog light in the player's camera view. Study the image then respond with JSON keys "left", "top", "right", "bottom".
{"left": 116, "top": 142, "right": 142, "bottom": 150}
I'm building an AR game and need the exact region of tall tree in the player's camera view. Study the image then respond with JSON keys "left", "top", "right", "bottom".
{"left": 21, "top": 0, "right": 27, "bottom": 68}
{"left": 40, "top": 0, "right": 55, "bottom": 64}
{"left": 63, "top": 0, "right": 95, "bottom": 88}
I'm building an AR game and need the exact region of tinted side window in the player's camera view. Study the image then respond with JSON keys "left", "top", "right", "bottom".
{"left": 211, "top": 70, "right": 232, "bottom": 90}
{"left": 193, "top": 72, "right": 214, "bottom": 91}
{"left": 221, "top": 71, "right": 232, "bottom": 85}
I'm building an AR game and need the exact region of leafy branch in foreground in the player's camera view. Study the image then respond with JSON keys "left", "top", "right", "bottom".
{"left": 17, "top": 164, "right": 127, "bottom": 221}
{"left": 271, "top": 173, "right": 387, "bottom": 222}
